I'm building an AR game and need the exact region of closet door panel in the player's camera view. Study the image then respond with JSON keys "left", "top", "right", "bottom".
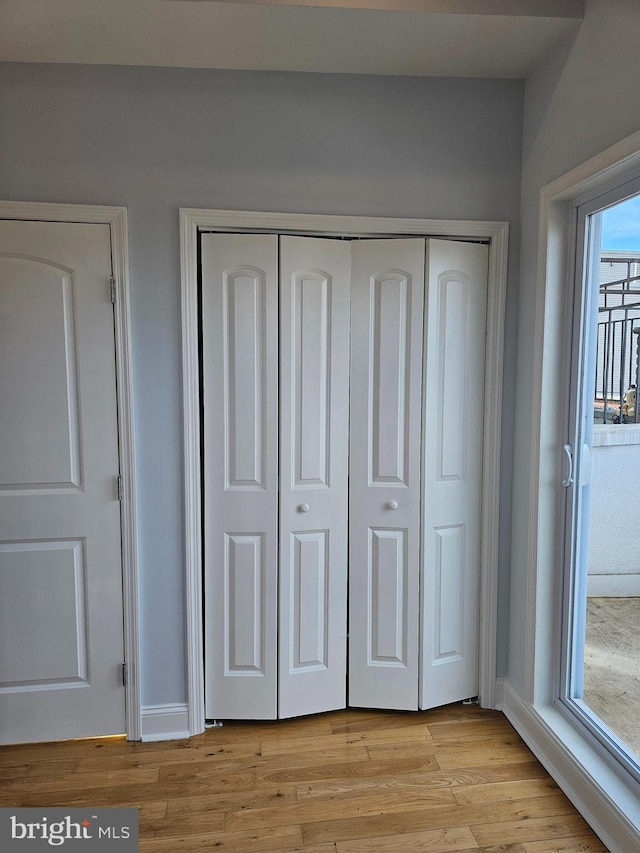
{"left": 279, "top": 236, "right": 351, "bottom": 719}
{"left": 420, "top": 239, "right": 488, "bottom": 709}
{"left": 349, "top": 239, "right": 424, "bottom": 711}
{"left": 202, "top": 234, "right": 278, "bottom": 720}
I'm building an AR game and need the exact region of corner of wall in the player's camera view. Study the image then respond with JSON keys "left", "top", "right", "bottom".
{"left": 140, "top": 704, "right": 190, "bottom": 742}
{"left": 502, "top": 679, "right": 640, "bottom": 853}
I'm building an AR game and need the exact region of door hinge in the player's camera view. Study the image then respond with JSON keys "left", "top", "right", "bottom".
{"left": 117, "top": 474, "right": 123, "bottom": 501}
{"left": 110, "top": 274, "right": 116, "bottom": 304}
{"left": 122, "top": 662, "right": 128, "bottom": 687}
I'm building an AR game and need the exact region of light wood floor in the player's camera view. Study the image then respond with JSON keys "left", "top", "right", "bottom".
{"left": 0, "top": 705, "right": 609, "bottom": 852}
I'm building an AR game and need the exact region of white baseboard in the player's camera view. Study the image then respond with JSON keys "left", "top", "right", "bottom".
{"left": 502, "top": 680, "right": 640, "bottom": 853}
{"left": 140, "top": 703, "right": 190, "bottom": 742}
{"left": 493, "top": 677, "right": 505, "bottom": 710}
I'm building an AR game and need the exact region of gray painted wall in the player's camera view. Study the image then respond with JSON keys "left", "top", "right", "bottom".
{"left": 511, "top": 0, "right": 640, "bottom": 693}
{"left": 0, "top": 63, "right": 523, "bottom": 707}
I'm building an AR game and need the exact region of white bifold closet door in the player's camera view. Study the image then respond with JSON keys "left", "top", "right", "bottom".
{"left": 420, "top": 239, "right": 488, "bottom": 709}
{"left": 202, "top": 234, "right": 350, "bottom": 720}
{"left": 202, "top": 232, "right": 487, "bottom": 720}
{"left": 348, "top": 238, "right": 488, "bottom": 711}
{"left": 202, "top": 235, "right": 279, "bottom": 720}
{"left": 348, "top": 240, "right": 426, "bottom": 710}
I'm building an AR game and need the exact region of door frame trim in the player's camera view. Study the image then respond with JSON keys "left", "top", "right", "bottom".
{"left": 0, "top": 200, "right": 141, "bottom": 741}
{"left": 180, "top": 207, "right": 509, "bottom": 735}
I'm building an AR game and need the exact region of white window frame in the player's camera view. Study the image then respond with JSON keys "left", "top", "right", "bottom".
{"left": 558, "top": 176, "right": 640, "bottom": 789}
{"left": 179, "top": 207, "right": 508, "bottom": 737}
{"left": 500, "top": 131, "right": 640, "bottom": 852}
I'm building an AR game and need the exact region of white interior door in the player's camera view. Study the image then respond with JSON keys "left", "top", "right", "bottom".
{"left": 348, "top": 239, "right": 425, "bottom": 711}
{"left": 420, "top": 239, "right": 488, "bottom": 709}
{"left": 202, "top": 234, "right": 279, "bottom": 720}
{"left": 278, "top": 237, "right": 351, "bottom": 718}
{"left": 0, "top": 220, "right": 125, "bottom": 744}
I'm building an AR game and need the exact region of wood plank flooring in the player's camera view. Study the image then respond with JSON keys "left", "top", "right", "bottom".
{"left": 0, "top": 705, "right": 609, "bottom": 852}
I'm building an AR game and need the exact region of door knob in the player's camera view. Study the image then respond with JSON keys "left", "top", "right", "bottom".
{"left": 387, "top": 500, "right": 399, "bottom": 510}
{"left": 298, "top": 503, "right": 311, "bottom": 513}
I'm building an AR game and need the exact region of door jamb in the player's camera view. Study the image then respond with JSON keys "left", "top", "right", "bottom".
{"left": 180, "top": 208, "right": 509, "bottom": 735}
{"left": 0, "top": 200, "right": 141, "bottom": 741}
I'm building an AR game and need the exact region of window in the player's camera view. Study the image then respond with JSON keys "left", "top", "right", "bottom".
{"left": 559, "top": 176, "right": 640, "bottom": 786}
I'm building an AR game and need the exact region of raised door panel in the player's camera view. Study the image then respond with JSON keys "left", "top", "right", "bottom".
{"left": 0, "top": 540, "right": 88, "bottom": 685}
{"left": 224, "top": 268, "right": 269, "bottom": 490}
{"left": 368, "top": 528, "right": 408, "bottom": 668}
{"left": 224, "top": 533, "right": 266, "bottom": 674}
{"left": 278, "top": 236, "right": 350, "bottom": 719}
{"left": 289, "top": 530, "right": 329, "bottom": 670}
{"left": 0, "top": 258, "right": 82, "bottom": 493}
{"left": 349, "top": 239, "right": 424, "bottom": 711}
{"left": 0, "top": 221, "right": 124, "bottom": 744}
{"left": 420, "top": 239, "right": 488, "bottom": 709}
{"left": 202, "top": 234, "right": 278, "bottom": 720}
{"left": 370, "top": 273, "right": 412, "bottom": 485}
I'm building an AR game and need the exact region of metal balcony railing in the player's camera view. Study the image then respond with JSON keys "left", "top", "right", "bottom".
{"left": 594, "top": 256, "right": 640, "bottom": 425}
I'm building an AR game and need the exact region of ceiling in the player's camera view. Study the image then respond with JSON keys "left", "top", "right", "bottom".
{"left": 0, "top": 0, "right": 584, "bottom": 78}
